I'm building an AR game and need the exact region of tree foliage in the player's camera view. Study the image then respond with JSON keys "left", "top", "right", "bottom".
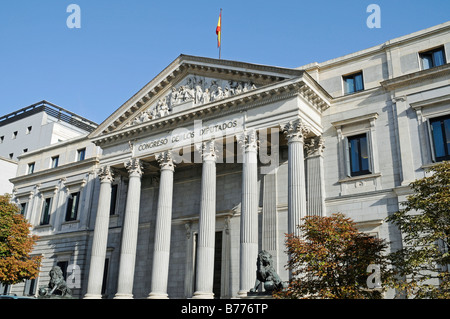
{"left": 0, "top": 194, "right": 41, "bottom": 285}
{"left": 275, "top": 213, "right": 388, "bottom": 299}
{"left": 385, "top": 161, "right": 450, "bottom": 298}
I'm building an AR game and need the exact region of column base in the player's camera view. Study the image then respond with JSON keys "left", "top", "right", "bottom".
{"left": 192, "top": 291, "right": 214, "bottom": 299}
{"left": 83, "top": 293, "right": 102, "bottom": 299}
{"left": 113, "top": 293, "right": 133, "bottom": 299}
{"left": 147, "top": 292, "right": 169, "bottom": 299}
{"left": 237, "top": 290, "right": 248, "bottom": 298}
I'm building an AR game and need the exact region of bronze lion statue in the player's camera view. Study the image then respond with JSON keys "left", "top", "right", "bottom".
{"left": 39, "top": 266, "right": 72, "bottom": 297}
{"left": 250, "top": 250, "right": 287, "bottom": 293}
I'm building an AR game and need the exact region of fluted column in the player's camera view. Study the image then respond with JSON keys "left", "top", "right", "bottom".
{"left": 305, "top": 136, "right": 325, "bottom": 217}
{"left": 148, "top": 151, "right": 175, "bottom": 299}
{"left": 114, "top": 158, "right": 143, "bottom": 299}
{"left": 238, "top": 130, "right": 259, "bottom": 297}
{"left": 193, "top": 140, "right": 217, "bottom": 299}
{"left": 84, "top": 166, "right": 114, "bottom": 299}
{"left": 282, "top": 119, "right": 309, "bottom": 236}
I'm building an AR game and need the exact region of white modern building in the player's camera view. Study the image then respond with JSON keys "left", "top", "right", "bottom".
{"left": 0, "top": 100, "right": 98, "bottom": 195}
{"left": 7, "top": 21, "right": 450, "bottom": 299}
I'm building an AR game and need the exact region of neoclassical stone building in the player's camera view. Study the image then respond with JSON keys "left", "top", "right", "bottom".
{"left": 8, "top": 21, "right": 450, "bottom": 299}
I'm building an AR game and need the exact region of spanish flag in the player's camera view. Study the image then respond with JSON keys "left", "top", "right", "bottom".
{"left": 216, "top": 9, "right": 222, "bottom": 48}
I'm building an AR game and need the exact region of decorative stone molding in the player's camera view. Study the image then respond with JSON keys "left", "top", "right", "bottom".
{"left": 124, "top": 158, "right": 143, "bottom": 177}
{"left": 305, "top": 136, "right": 325, "bottom": 157}
{"left": 156, "top": 151, "right": 175, "bottom": 171}
{"left": 238, "top": 129, "right": 258, "bottom": 152}
{"left": 196, "top": 139, "right": 218, "bottom": 161}
{"left": 282, "top": 119, "right": 310, "bottom": 143}
{"left": 98, "top": 166, "right": 114, "bottom": 183}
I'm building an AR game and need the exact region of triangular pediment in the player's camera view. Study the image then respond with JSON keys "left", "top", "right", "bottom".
{"left": 89, "top": 55, "right": 304, "bottom": 139}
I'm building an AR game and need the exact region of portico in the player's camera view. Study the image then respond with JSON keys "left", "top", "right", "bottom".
{"left": 84, "top": 55, "right": 329, "bottom": 299}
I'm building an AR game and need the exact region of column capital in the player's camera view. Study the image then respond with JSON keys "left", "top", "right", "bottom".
{"left": 305, "top": 136, "right": 325, "bottom": 157}
{"left": 125, "top": 158, "right": 143, "bottom": 177}
{"left": 238, "top": 129, "right": 258, "bottom": 153}
{"left": 98, "top": 166, "right": 114, "bottom": 183}
{"left": 196, "top": 140, "right": 218, "bottom": 162}
{"left": 156, "top": 151, "right": 175, "bottom": 171}
{"left": 282, "top": 119, "right": 310, "bottom": 143}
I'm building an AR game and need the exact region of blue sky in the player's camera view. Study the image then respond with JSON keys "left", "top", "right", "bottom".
{"left": 0, "top": 0, "right": 449, "bottom": 124}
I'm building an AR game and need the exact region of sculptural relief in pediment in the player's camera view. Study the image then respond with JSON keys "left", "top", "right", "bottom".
{"left": 125, "top": 75, "right": 258, "bottom": 128}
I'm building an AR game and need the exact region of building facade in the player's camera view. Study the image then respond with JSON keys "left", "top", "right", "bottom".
{"left": 8, "top": 21, "right": 450, "bottom": 299}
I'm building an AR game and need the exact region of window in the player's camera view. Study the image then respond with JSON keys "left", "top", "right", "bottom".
{"left": 9, "top": 153, "right": 13, "bottom": 159}
{"left": 26, "top": 126, "right": 32, "bottom": 134}
{"left": 420, "top": 46, "right": 446, "bottom": 70}
{"left": 20, "top": 202, "right": 27, "bottom": 215}
{"left": 347, "top": 134, "right": 371, "bottom": 176}
{"left": 41, "top": 197, "right": 52, "bottom": 225}
{"left": 65, "top": 192, "right": 80, "bottom": 221}
{"left": 110, "top": 184, "right": 118, "bottom": 215}
{"left": 343, "top": 71, "right": 364, "bottom": 94}
{"left": 56, "top": 261, "right": 69, "bottom": 280}
{"left": 0, "top": 283, "right": 10, "bottom": 295}
{"left": 429, "top": 114, "right": 450, "bottom": 162}
{"left": 27, "top": 162, "right": 35, "bottom": 174}
{"left": 23, "top": 148, "right": 28, "bottom": 153}
{"left": 51, "top": 156, "right": 59, "bottom": 168}
{"left": 0, "top": 136, "right": 4, "bottom": 143}
{"left": 101, "top": 258, "right": 110, "bottom": 295}
{"left": 12, "top": 131, "right": 18, "bottom": 139}
{"left": 77, "top": 148, "right": 86, "bottom": 161}
{"left": 24, "top": 278, "right": 37, "bottom": 296}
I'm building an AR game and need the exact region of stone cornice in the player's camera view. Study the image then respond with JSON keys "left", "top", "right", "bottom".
{"left": 380, "top": 63, "right": 450, "bottom": 90}
{"left": 331, "top": 112, "right": 379, "bottom": 128}
{"left": 10, "top": 157, "right": 99, "bottom": 186}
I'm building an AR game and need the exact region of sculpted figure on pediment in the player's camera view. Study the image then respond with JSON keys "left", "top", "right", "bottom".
{"left": 126, "top": 75, "right": 259, "bottom": 128}
{"left": 152, "top": 97, "right": 170, "bottom": 119}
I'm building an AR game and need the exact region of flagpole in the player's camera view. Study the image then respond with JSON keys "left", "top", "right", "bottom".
{"left": 219, "top": 8, "right": 222, "bottom": 59}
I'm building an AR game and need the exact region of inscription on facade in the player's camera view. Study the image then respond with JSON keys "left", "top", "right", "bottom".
{"left": 135, "top": 117, "right": 242, "bottom": 157}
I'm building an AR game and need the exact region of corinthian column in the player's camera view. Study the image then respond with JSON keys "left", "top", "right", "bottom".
{"left": 148, "top": 151, "right": 175, "bottom": 299}
{"left": 305, "top": 136, "right": 325, "bottom": 217}
{"left": 282, "top": 119, "right": 309, "bottom": 236}
{"left": 114, "top": 158, "right": 143, "bottom": 299}
{"left": 84, "top": 166, "right": 114, "bottom": 299}
{"left": 238, "top": 130, "right": 259, "bottom": 297}
{"left": 193, "top": 140, "right": 217, "bottom": 299}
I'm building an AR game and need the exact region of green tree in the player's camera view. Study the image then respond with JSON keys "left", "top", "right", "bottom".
{"left": 275, "top": 213, "right": 388, "bottom": 299}
{"left": 0, "top": 194, "right": 41, "bottom": 285}
{"left": 386, "top": 161, "right": 450, "bottom": 298}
